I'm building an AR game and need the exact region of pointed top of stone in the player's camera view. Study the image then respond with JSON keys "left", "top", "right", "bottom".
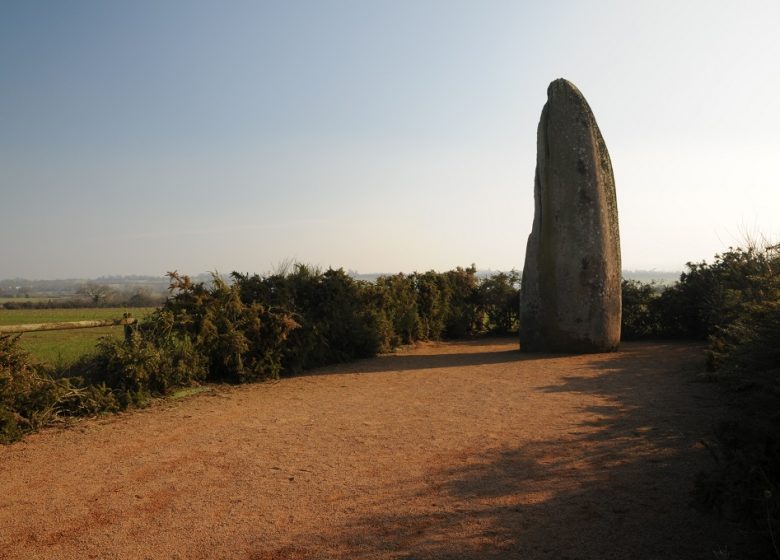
{"left": 546, "top": 78, "right": 593, "bottom": 115}
{"left": 547, "top": 78, "right": 581, "bottom": 96}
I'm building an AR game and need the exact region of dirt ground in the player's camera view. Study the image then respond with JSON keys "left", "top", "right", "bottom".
{"left": 1, "top": 339, "right": 741, "bottom": 559}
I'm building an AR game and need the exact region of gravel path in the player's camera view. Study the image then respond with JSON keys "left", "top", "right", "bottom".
{"left": 0, "top": 339, "right": 737, "bottom": 559}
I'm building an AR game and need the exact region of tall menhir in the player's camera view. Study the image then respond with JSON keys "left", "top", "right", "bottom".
{"left": 520, "top": 79, "right": 621, "bottom": 353}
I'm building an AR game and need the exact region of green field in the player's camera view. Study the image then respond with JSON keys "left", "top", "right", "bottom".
{"left": 0, "top": 307, "right": 156, "bottom": 366}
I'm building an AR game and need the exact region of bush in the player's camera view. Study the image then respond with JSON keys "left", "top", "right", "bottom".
{"left": 478, "top": 270, "right": 520, "bottom": 335}
{"left": 707, "top": 300, "right": 780, "bottom": 375}
{"left": 1, "top": 334, "right": 117, "bottom": 443}
{"left": 374, "top": 274, "right": 419, "bottom": 345}
{"left": 3, "top": 265, "right": 525, "bottom": 443}
{"left": 84, "top": 332, "right": 207, "bottom": 407}
{"left": 121, "top": 272, "right": 298, "bottom": 385}
{"left": 652, "top": 246, "right": 777, "bottom": 340}
{"left": 234, "top": 266, "right": 383, "bottom": 372}
{"left": 443, "top": 266, "right": 481, "bottom": 338}
{"left": 620, "top": 279, "right": 662, "bottom": 339}
{"left": 412, "top": 271, "right": 450, "bottom": 340}
{"left": 690, "top": 243, "right": 780, "bottom": 554}
{"left": 694, "top": 413, "right": 780, "bottom": 526}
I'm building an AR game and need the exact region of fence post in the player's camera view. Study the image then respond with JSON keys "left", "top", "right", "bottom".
{"left": 124, "top": 313, "right": 134, "bottom": 342}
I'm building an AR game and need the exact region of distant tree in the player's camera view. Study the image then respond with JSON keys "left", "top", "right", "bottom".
{"left": 126, "top": 288, "right": 161, "bottom": 307}
{"left": 77, "top": 283, "right": 114, "bottom": 305}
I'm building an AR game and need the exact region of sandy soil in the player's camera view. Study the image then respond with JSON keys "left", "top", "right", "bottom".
{"left": 0, "top": 339, "right": 740, "bottom": 559}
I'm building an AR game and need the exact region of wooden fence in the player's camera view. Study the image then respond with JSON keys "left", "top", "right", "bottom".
{"left": 0, "top": 315, "right": 137, "bottom": 340}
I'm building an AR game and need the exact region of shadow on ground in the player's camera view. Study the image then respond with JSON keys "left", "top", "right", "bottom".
{"left": 320, "top": 342, "right": 749, "bottom": 559}
{"left": 293, "top": 337, "right": 555, "bottom": 376}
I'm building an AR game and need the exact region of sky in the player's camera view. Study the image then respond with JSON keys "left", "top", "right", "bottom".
{"left": 1, "top": 1, "right": 778, "bottom": 279}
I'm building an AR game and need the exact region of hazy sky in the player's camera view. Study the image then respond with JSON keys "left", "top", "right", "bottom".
{"left": 2, "top": 1, "right": 778, "bottom": 279}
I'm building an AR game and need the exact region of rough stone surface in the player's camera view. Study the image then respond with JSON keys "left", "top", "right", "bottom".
{"left": 519, "top": 79, "right": 621, "bottom": 353}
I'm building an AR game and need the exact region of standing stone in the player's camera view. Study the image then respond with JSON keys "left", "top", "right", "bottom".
{"left": 519, "top": 79, "right": 621, "bottom": 353}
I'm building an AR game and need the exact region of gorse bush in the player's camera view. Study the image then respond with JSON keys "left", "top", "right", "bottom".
{"left": 0, "top": 334, "right": 117, "bottom": 443}
{"left": 374, "top": 273, "right": 418, "bottom": 345}
{"left": 84, "top": 333, "right": 207, "bottom": 407}
{"left": 704, "top": 246, "right": 780, "bottom": 373}
{"left": 412, "top": 270, "right": 450, "bottom": 340}
{"left": 620, "top": 246, "right": 779, "bottom": 341}
{"left": 477, "top": 270, "right": 521, "bottom": 335}
{"left": 655, "top": 246, "right": 778, "bottom": 340}
{"left": 84, "top": 271, "right": 299, "bottom": 405}
{"left": 232, "top": 264, "right": 516, "bottom": 372}
{"left": 1, "top": 265, "right": 521, "bottom": 443}
{"left": 93, "top": 265, "right": 519, "bottom": 393}
{"left": 682, "top": 243, "right": 780, "bottom": 553}
{"left": 443, "top": 266, "right": 482, "bottom": 338}
{"left": 708, "top": 300, "right": 780, "bottom": 375}
{"left": 156, "top": 272, "right": 297, "bottom": 382}
{"left": 0, "top": 334, "right": 49, "bottom": 442}
{"left": 234, "top": 266, "right": 387, "bottom": 371}
{"left": 619, "top": 279, "right": 663, "bottom": 339}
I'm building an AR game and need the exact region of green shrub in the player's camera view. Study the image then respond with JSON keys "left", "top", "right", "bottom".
{"left": 84, "top": 332, "right": 207, "bottom": 406}
{"left": 411, "top": 271, "right": 450, "bottom": 340}
{"left": 1, "top": 336, "right": 57, "bottom": 439}
{"left": 374, "top": 273, "right": 419, "bottom": 344}
{"left": 3, "top": 265, "right": 527, "bottom": 443}
{"left": 652, "top": 246, "right": 778, "bottom": 339}
{"left": 234, "top": 266, "right": 382, "bottom": 371}
{"left": 74, "top": 271, "right": 297, "bottom": 407}
{"left": 478, "top": 270, "right": 520, "bottom": 335}
{"left": 690, "top": 243, "right": 780, "bottom": 554}
{"left": 707, "top": 300, "right": 780, "bottom": 374}
{"left": 146, "top": 272, "right": 296, "bottom": 383}
{"left": 1, "top": 334, "right": 117, "bottom": 443}
{"left": 443, "top": 266, "right": 481, "bottom": 338}
{"left": 620, "top": 279, "right": 662, "bottom": 339}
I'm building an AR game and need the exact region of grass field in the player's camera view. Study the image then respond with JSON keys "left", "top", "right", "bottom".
{"left": 0, "top": 307, "right": 156, "bottom": 366}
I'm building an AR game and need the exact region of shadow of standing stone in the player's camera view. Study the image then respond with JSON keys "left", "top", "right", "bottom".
{"left": 520, "top": 79, "right": 621, "bottom": 353}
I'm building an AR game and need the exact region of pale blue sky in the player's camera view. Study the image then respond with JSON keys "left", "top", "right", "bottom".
{"left": 1, "top": 1, "right": 778, "bottom": 279}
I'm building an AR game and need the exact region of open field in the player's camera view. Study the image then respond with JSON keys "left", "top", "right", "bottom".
{"left": 0, "top": 307, "right": 154, "bottom": 325}
{"left": 0, "top": 307, "right": 155, "bottom": 365}
{"left": 0, "top": 339, "right": 742, "bottom": 559}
